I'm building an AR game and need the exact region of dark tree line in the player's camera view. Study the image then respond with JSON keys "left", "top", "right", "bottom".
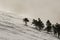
{"left": 23, "top": 17, "right": 60, "bottom": 39}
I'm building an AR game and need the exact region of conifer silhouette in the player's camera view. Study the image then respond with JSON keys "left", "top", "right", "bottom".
{"left": 45, "top": 20, "right": 52, "bottom": 33}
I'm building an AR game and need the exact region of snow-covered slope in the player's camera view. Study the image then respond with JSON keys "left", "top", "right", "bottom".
{"left": 0, "top": 11, "right": 59, "bottom": 40}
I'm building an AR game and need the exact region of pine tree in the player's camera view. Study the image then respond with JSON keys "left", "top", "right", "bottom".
{"left": 37, "top": 18, "right": 44, "bottom": 30}
{"left": 45, "top": 20, "right": 52, "bottom": 33}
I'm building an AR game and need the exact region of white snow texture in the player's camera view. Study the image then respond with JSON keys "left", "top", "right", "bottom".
{"left": 0, "top": 11, "right": 59, "bottom": 40}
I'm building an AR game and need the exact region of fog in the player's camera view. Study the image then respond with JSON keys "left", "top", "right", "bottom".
{"left": 0, "top": 0, "right": 60, "bottom": 24}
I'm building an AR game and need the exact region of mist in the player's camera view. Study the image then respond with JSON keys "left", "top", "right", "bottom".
{"left": 0, "top": 0, "right": 60, "bottom": 24}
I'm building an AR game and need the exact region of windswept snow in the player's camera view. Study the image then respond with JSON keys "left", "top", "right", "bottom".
{"left": 0, "top": 11, "right": 59, "bottom": 40}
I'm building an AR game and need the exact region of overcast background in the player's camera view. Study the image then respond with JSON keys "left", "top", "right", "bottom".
{"left": 0, "top": 0, "right": 60, "bottom": 24}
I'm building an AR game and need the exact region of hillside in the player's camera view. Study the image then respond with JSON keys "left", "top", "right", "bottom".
{"left": 0, "top": 11, "right": 59, "bottom": 40}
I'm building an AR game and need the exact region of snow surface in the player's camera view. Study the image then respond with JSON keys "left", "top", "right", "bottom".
{"left": 0, "top": 11, "right": 59, "bottom": 40}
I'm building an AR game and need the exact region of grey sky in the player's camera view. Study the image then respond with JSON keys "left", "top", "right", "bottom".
{"left": 0, "top": 0, "right": 60, "bottom": 24}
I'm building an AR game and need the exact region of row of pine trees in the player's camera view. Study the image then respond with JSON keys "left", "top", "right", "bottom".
{"left": 23, "top": 18, "right": 60, "bottom": 39}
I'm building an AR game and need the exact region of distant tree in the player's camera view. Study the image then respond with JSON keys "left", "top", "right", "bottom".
{"left": 37, "top": 18, "right": 44, "bottom": 31}
{"left": 45, "top": 20, "right": 52, "bottom": 33}
{"left": 46, "top": 20, "right": 51, "bottom": 26}
{"left": 52, "top": 23, "right": 60, "bottom": 38}
{"left": 32, "top": 19, "right": 38, "bottom": 29}
{"left": 23, "top": 18, "right": 29, "bottom": 26}
{"left": 52, "top": 24, "right": 57, "bottom": 35}
{"left": 32, "top": 18, "right": 44, "bottom": 31}
{"left": 32, "top": 19, "right": 37, "bottom": 26}
{"left": 55, "top": 23, "right": 60, "bottom": 38}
